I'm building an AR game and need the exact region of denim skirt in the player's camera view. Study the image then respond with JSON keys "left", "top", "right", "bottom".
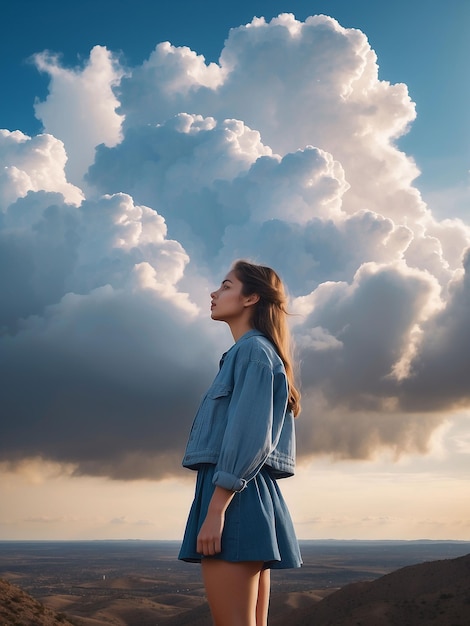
{"left": 178, "top": 464, "right": 302, "bottom": 569}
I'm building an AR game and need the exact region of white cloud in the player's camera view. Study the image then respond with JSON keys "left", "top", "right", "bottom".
{"left": 117, "top": 13, "right": 420, "bottom": 226}
{"left": 0, "top": 12, "right": 469, "bottom": 479}
{"left": 33, "top": 45, "right": 124, "bottom": 185}
{"left": 0, "top": 129, "right": 83, "bottom": 206}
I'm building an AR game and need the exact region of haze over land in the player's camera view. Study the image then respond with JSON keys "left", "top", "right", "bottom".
{"left": 1, "top": 541, "right": 469, "bottom": 625}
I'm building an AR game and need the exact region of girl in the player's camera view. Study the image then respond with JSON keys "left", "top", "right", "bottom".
{"left": 179, "top": 260, "right": 302, "bottom": 626}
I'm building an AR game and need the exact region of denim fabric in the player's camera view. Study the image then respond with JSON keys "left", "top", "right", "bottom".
{"left": 178, "top": 464, "right": 302, "bottom": 568}
{"left": 182, "top": 330, "right": 296, "bottom": 492}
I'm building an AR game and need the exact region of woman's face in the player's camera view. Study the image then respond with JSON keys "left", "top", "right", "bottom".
{"left": 210, "top": 270, "right": 250, "bottom": 323}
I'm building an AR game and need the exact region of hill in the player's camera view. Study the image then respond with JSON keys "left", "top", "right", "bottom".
{"left": 290, "top": 552, "right": 470, "bottom": 626}
{"left": 0, "top": 578, "right": 75, "bottom": 626}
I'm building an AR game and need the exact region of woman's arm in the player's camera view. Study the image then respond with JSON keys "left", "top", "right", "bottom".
{"left": 197, "top": 486, "right": 235, "bottom": 555}
{"left": 213, "top": 358, "right": 286, "bottom": 491}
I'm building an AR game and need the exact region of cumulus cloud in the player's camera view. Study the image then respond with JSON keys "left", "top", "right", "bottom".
{"left": 117, "top": 15, "right": 421, "bottom": 222}
{"left": 0, "top": 130, "right": 83, "bottom": 206}
{"left": 294, "top": 260, "right": 442, "bottom": 403}
{"left": 33, "top": 46, "right": 124, "bottom": 185}
{"left": 399, "top": 248, "right": 470, "bottom": 411}
{"left": 0, "top": 189, "right": 217, "bottom": 478}
{"left": 1, "top": 13, "right": 469, "bottom": 478}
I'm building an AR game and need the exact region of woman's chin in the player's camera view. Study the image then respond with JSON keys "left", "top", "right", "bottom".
{"left": 211, "top": 311, "right": 224, "bottom": 321}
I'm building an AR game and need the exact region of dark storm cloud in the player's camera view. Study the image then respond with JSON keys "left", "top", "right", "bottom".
{"left": 0, "top": 285, "right": 215, "bottom": 479}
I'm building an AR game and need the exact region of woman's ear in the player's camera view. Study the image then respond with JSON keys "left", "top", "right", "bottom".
{"left": 244, "top": 293, "right": 260, "bottom": 308}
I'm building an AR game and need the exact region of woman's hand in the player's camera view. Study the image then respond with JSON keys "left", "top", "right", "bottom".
{"left": 197, "top": 486, "right": 235, "bottom": 556}
{"left": 197, "top": 510, "right": 225, "bottom": 555}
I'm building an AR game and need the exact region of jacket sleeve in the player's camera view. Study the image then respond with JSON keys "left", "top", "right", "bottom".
{"left": 212, "top": 353, "right": 288, "bottom": 492}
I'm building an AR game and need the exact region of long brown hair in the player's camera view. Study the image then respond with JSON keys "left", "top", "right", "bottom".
{"left": 232, "top": 260, "right": 301, "bottom": 417}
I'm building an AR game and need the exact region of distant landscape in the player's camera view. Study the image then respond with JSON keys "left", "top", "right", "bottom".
{"left": 1, "top": 540, "right": 469, "bottom": 625}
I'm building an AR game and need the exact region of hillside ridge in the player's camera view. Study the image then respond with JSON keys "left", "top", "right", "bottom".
{"left": 290, "top": 552, "right": 470, "bottom": 626}
{"left": 0, "top": 578, "right": 75, "bottom": 626}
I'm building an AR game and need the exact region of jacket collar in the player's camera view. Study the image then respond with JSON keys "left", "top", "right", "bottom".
{"left": 236, "top": 329, "right": 264, "bottom": 344}
{"left": 219, "top": 329, "right": 265, "bottom": 368}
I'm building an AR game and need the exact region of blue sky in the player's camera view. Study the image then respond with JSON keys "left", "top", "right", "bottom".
{"left": 2, "top": 0, "right": 469, "bottom": 195}
{"left": 1, "top": 0, "right": 469, "bottom": 541}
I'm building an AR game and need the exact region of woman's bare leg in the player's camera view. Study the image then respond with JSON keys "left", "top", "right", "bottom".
{"left": 201, "top": 559, "right": 264, "bottom": 626}
{"left": 256, "top": 568, "right": 270, "bottom": 626}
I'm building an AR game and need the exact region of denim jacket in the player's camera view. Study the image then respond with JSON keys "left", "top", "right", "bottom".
{"left": 182, "top": 329, "right": 296, "bottom": 492}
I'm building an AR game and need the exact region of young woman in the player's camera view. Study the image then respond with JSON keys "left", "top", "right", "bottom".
{"left": 178, "top": 260, "right": 302, "bottom": 626}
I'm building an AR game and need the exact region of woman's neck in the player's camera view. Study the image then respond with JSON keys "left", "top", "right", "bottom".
{"left": 228, "top": 320, "right": 255, "bottom": 342}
